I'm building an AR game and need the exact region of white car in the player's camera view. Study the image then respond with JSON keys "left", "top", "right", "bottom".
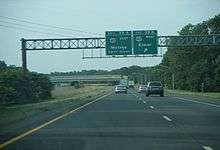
{"left": 138, "top": 85, "right": 146, "bottom": 93}
{"left": 115, "top": 85, "right": 127, "bottom": 94}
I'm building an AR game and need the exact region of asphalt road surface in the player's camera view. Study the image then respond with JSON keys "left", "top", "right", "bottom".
{"left": 4, "top": 89, "right": 220, "bottom": 150}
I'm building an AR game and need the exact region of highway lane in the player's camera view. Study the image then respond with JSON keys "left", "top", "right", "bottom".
{"left": 136, "top": 91, "right": 220, "bottom": 150}
{"left": 4, "top": 89, "right": 220, "bottom": 150}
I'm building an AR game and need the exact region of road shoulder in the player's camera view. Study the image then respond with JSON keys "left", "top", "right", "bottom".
{"left": 166, "top": 90, "right": 220, "bottom": 106}
{"left": 0, "top": 85, "right": 112, "bottom": 144}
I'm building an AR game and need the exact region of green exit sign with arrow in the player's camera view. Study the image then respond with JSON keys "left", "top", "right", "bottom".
{"left": 133, "top": 30, "right": 158, "bottom": 55}
{"left": 105, "top": 30, "right": 158, "bottom": 55}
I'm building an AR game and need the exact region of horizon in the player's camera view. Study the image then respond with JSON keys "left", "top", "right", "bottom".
{"left": 1, "top": 0, "right": 220, "bottom": 73}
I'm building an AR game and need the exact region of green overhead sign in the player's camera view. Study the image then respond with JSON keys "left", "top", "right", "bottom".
{"left": 105, "top": 31, "right": 132, "bottom": 55}
{"left": 105, "top": 30, "right": 158, "bottom": 55}
{"left": 133, "top": 30, "right": 157, "bottom": 54}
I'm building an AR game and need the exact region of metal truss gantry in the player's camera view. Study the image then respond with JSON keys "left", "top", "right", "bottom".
{"left": 158, "top": 35, "right": 220, "bottom": 47}
{"left": 22, "top": 35, "right": 220, "bottom": 50}
{"left": 22, "top": 38, "right": 105, "bottom": 50}
{"left": 21, "top": 34, "right": 220, "bottom": 71}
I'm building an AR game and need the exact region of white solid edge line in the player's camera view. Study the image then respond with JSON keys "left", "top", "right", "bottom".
{"left": 203, "top": 146, "right": 213, "bottom": 150}
{"left": 163, "top": 115, "right": 172, "bottom": 121}
{"left": 174, "top": 97, "right": 220, "bottom": 108}
{"left": 150, "top": 106, "right": 154, "bottom": 109}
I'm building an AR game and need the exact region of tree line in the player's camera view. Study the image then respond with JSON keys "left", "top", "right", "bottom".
{"left": 0, "top": 61, "right": 53, "bottom": 105}
{"left": 160, "top": 14, "right": 220, "bottom": 92}
{"left": 50, "top": 65, "right": 161, "bottom": 85}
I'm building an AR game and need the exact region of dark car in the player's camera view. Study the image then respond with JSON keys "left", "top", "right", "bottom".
{"left": 146, "top": 81, "right": 164, "bottom": 97}
{"left": 115, "top": 85, "right": 127, "bottom": 94}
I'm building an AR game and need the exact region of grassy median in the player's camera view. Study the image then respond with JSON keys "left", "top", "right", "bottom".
{"left": 0, "top": 85, "right": 113, "bottom": 127}
{"left": 166, "top": 89, "right": 220, "bottom": 100}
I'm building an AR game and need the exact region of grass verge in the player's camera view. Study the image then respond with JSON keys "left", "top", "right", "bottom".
{"left": 166, "top": 89, "right": 220, "bottom": 100}
{"left": 0, "top": 85, "right": 112, "bottom": 127}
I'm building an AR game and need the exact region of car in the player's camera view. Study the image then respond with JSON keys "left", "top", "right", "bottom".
{"left": 138, "top": 85, "right": 146, "bottom": 93}
{"left": 115, "top": 85, "right": 127, "bottom": 94}
{"left": 146, "top": 81, "right": 164, "bottom": 97}
{"left": 128, "top": 80, "right": 135, "bottom": 88}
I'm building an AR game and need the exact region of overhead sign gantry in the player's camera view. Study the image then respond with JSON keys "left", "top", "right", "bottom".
{"left": 20, "top": 30, "right": 220, "bottom": 72}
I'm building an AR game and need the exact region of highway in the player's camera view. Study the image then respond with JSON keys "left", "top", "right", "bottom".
{"left": 3, "top": 89, "right": 220, "bottom": 150}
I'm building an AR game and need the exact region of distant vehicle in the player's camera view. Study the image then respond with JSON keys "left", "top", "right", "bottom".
{"left": 128, "top": 80, "right": 135, "bottom": 88}
{"left": 115, "top": 85, "right": 127, "bottom": 94}
{"left": 146, "top": 81, "right": 164, "bottom": 97}
{"left": 120, "top": 79, "right": 128, "bottom": 88}
{"left": 138, "top": 85, "right": 146, "bottom": 93}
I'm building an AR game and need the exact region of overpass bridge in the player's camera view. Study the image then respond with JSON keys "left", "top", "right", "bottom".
{"left": 49, "top": 75, "right": 125, "bottom": 86}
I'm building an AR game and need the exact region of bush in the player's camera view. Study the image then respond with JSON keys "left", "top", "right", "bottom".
{"left": 0, "top": 61, "right": 54, "bottom": 105}
{"left": 70, "top": 81, "right": 84, "bottom": 89}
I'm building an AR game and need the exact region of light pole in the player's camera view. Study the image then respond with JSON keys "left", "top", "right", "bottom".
{"left": 172, "top": 74, "right": 175, "bottom": 90}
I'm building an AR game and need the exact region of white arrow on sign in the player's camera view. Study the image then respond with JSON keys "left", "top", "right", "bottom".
{"left": 144, "top": 48, "right": 148, "bottom": 53}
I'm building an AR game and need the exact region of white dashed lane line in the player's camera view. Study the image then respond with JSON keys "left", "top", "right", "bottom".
{"left": 203, "top": 146, "right": 213, "bottom": 150}
{"left": 163, "top": 115, "right": 172, "bottom": 122}
{"left": 143, "top": 101, "right": 146, "bottom": 103}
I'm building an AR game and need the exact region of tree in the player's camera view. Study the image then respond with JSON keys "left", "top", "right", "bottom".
{"left": 160, "top": 14, "right": 220, "bottom": 92}
{"left": 0, "top": 60, "right": 7, "bottom": 71}
{"left": 0, "top": 62, "right": 54, "bottom": 105}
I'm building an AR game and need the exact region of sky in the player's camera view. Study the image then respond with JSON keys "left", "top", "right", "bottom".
{"left": 0, "top": 0, "right": 220, "bottom": 73}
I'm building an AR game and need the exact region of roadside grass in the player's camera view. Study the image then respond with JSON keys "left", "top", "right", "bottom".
{"left": 166, "top": 89, "right": 220, "bottom": 100}
{"left": 0, "top": 85, "right": 113, "bottom": 126}
{"left": 51, "top": 85, "right": 108, "bottom": 99}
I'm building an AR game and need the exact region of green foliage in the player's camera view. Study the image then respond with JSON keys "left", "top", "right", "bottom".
{"left": 70, "top": 81, "right": 79, "bottom": 86}
{"left": 0, "top": 61, "right": 53, "bottom": 105}
{"left": 0, "top": 61, "right": 7, "bottom": 71}
{"left": 51, "top": 65, "right": 145, "bottom": 76}
{"left": 51, "top": 69, "right": 109, "bottom": 76}
{"left": 111, "top": 66, "right": 145, "bottom": 76}
{"left": 70, "top": 81, "right": 84, "bottom": 88}
{"left": 161, "top": 14, "right": 220, "bottom": 92}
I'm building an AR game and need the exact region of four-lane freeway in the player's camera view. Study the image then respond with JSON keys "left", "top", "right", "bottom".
{"left": 2, "top": 89, "right": 220, "bottom": 150}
